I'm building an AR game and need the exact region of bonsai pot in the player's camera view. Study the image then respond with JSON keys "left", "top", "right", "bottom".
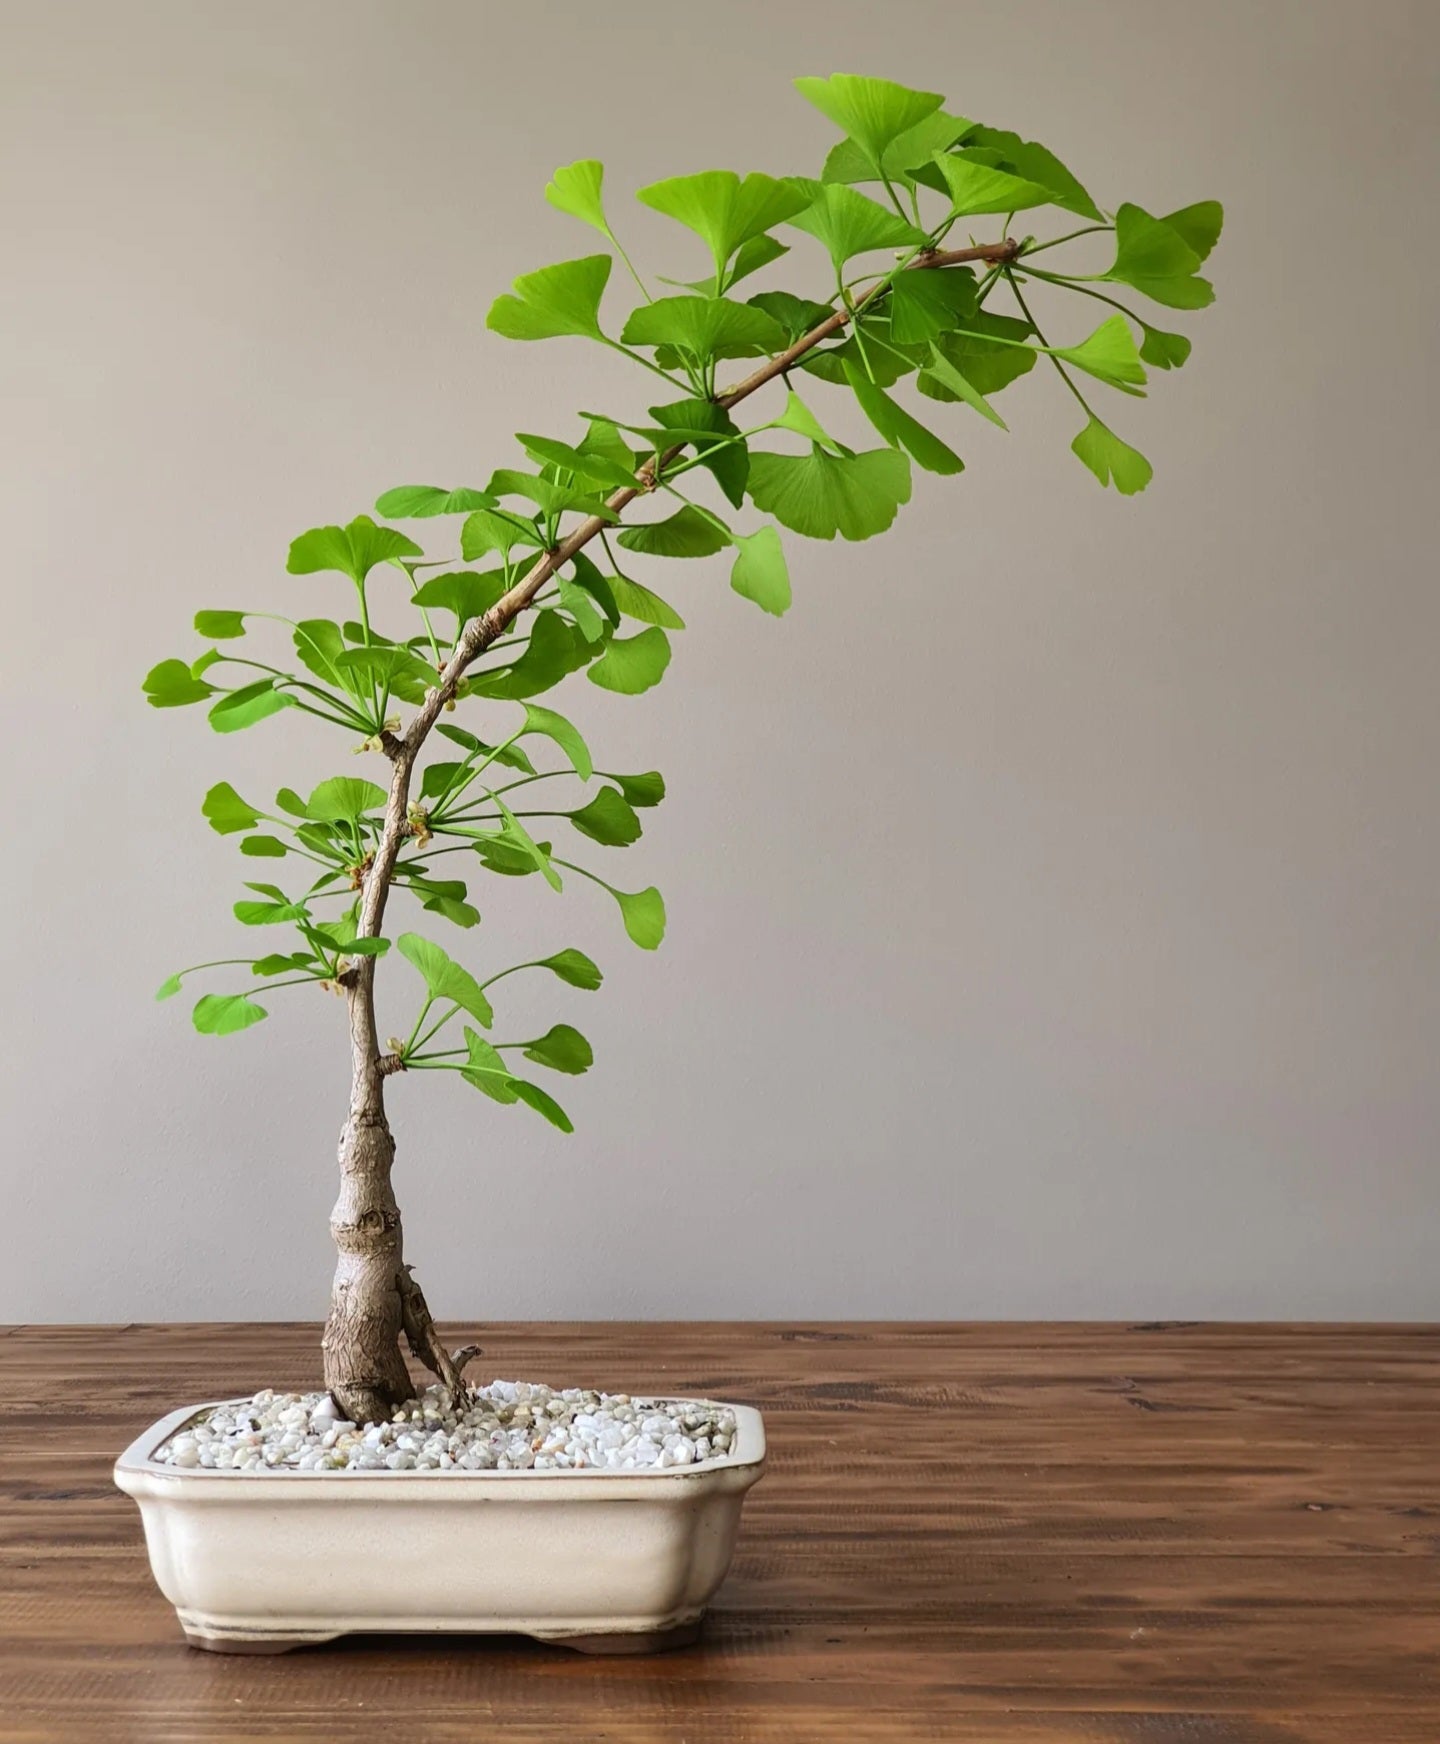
{"left": 115, "top": 1397, "right": 766, "bottom": 1654}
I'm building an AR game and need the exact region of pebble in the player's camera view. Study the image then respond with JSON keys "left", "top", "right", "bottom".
{"left": 152, "top": 1380, "right": 739, "bottom": 1477}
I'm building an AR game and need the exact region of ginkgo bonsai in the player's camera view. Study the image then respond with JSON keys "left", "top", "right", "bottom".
{"left": 145, "top": 74, "right": 1221, "bottom": 1428}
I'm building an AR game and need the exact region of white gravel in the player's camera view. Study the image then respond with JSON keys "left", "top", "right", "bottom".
{"left": 153, "top": 1380, "right": 738, "bottom": 1475}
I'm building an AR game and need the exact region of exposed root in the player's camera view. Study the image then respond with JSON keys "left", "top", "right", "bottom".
{"left": 396, "top": 1265, "right": 482, "bottom": 1412}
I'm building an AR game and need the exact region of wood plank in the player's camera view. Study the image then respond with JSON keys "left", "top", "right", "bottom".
{"left": 0, "top": 1322, "right": 1436, "bottom": 1741}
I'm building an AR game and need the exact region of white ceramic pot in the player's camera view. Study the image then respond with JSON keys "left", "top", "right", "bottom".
{"left": 114, "top": 1398, "right": 766, "bottom": 1654}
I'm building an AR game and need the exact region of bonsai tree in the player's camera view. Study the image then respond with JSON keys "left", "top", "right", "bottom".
{"left": 145, "top": 74, "right": 1221, "bottom": 1426}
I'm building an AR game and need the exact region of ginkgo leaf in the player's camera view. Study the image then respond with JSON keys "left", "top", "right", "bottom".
{"left": 397, "top": 933, "right": 495, "bottom": 1028}
{"left": 516, "top": 431, "right": 635, "bottom": 490}
{"left": 486, "top": 254, "right": 613, "bottom": 341}
{"left": 411, "top": 569, "right": 508, "bottom": 625}
{"left": 587, "top": 627, "right": 672, "bottom": 694}
{"left": 820, "top": 110, "right": 970, "bottom": 187}
{"left": 511, "top": 1078, "right": 574, "bottom": 1131}
{"left": 1103, "top": 204, "right": 1215, "bottom": 309}
{"left": 794, "top": 74, "right": 944, "bottom": 171}
{"left": 951, "top": 123, "right": 1103, "bottom": 221}
{"left": 920, "top": 342, "right": 1009, "bottom": 428}
{"left": 208, "top": 679, "right": 292, "bottom": 734}
{"left": 785, "top": 180, "right": 926, "bottom": 271}
{"left": 842, "top": 361, "right": 964, "bottom": 474}
{"left": 636, "top": 170, "right": 810, "bottom": 277}
{"left": 546, "top": 159, "right": 611, "bottom": 237}
{"left": 620, "top": 295, "right": 787, "bottom": 361}
{"left": 617, "top": 505, "right": 730, "bottom": 558}
{"left": 194, "top": 610, "right": 247, "bottom": 639}
{"left": 519, "top": 702, "right": 593, "bottom": 780}
{"left": 143, "top": 659, "right": 215, "bottom": 708}
{"left": 1161, "top": 200, "right": 1223, "bottom": 263}
{"left": 1071, "top": 415, "right": 1153, "bottom": 495}
{"left": 193, "top": 993, "right": 268, "bottom": 1036}
{"left": 521, "top": 1022, "right": 593, "bottom": 1075}
{"left": 747, "top": 444, "right": 912, "bottom": 542}
{"left": 886, "top": 266, "right": 978, "bottom": 344}
{"left": 930, "top": 151, "right": 1057, "bottom": 218}
{"left": 730, "top": 525, "right": 791, "bottom": 616}
{"left": 1049, "top": 315, "right": 1148, "bottom": 394}
{"left": 287, "top": 515, "right": 423, "bottom": 583}
{"left": 374, "top": 485, "right": 495, "bottom": 519}
{"left": 460, "top": 506, "right": 544, "bottom": 564}
{"left": 305, "top": 776, "right": 388, "bottom": 822}
{"left": 202, "top": 781, "right": 260, "bottom": 834}
{"left": 535, "top": 947, "right": 603, "bottom": 990}
{"left": 1139, "top": 322, "right": 1192, "bottom": 370}
{"left": 569, "top": 785, "right": 642, "bottom": 846}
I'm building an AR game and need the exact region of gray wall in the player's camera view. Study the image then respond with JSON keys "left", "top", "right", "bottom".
{"left": 3, "top": 0, "right": 1436, "bottom": 1326}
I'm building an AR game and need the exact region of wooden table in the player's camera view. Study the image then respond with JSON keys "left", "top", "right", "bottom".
{"left": 1, "top": 1323, "right": 1436, "bottom": 1741}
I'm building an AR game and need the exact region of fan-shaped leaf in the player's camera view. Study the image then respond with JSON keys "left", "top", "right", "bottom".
{"left": 1071, "top": 415, "right": 1153, "bottom": 495}
{"left": 1049, "top": 315, "right": 1147, "bottom": 394}
{"left": 522, "top": 1022, "right": 593, "bottom": 1075}
{"left": 202, "top": 781, "right": 260, "bottom": 835}
{"left": 193, "top": 993, "right": 268, "bottom": 1036}
{"left": 747, "top": 444, "right": 911, "bottom": 542}
{"left": 209, "top": 679, "right": 292, "bottom": 734}
{"left": 520, "top": 702, "right": 593, "bottom": 780}
{"left": 570, "top": 785, "right": 641, "bottom": 846}
{"left": 794, "top": 74, "right": 944, "bottom": 171}
{"left": 305, "top": 776, "right": 387, "bottom": 822}
{"left": 535, "top": 947, "right": 603, "bottom": 989}
{"left": 144, "top": 659, "right": 216, "bottom": 709}
{"left": 842, "top": 361, "right": 964, "bottom": 474}
{"left": 587, "top": 627, "right": 672, "bottom": 694}
{"left": 486, "top": 254, "right": 612, "bottom": 341}
{"left": 546, "top": 159, "right": 611, "bottom": 237}
{"left": 636, "top": 170, "right": 811, "bottom": 277}
{"left": 930, "top": 151, "right": 1056, "bottom": 218}
{"left": 621, "top": 295, "right": 787, "bottom": 361}
{"left": 785, "top": 180, "right": 926, "bottom": 271}
{"left": 287, "top": 515, "right": 423, "bottom": 583}
{"left": 397, "top": 934, "right": 494, "bottom": 1027}
{"left": 617, "top": 505, "right": 730, "bottom": 558}
{"left": 730, "top": 525, "right": 791, "bottom": 616}
{"left": 374, "top": 484, "right": 495, "bottom": 519}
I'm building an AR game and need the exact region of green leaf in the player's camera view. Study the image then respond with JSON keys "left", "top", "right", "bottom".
{"left": 275, "top": 787, "right": 310, "bottom": 818}
{"left": 747, "top": 444, "right": 911, "bottom": 542}
{"left": 334, "top": 644, "right": 440, "bottom": 706}
{"left": 620, "top": 295, "right": 787, "bottom": 361}
{"left": 730, "top": 525, "right": 791, "bottom": 616}
{"left": 785, "top": 180, "right": 926, "bottom": 271}
{"left": 374, "top": 484, "right": 495, "bottom": 519}
{"left": 587, "top": 627, "right": 672, "bottom": 695}
{"left": 342, "top": 937, "right": 390, "bottom": 957}
{"left": 794, "top": 74, "right": 944, "bottom": 172}
{"left": 233, "top": 894, "right": 308, "bottom": 925}
{"left": 516, "top": 431, "right": 635, "bottom": 490}
{"left": 610, "top": 770, "right": 665, "bottom": 808}
{"left": 286, "top": 515, "right": 423, "bottom": 584}
{"left": 920, "top": 342, "right": 1009, "bottom": 428}
{"left": 194, "top": 610, "right": 247, "bottom": 639}
{"left": 156, "top": 973, "right": 183, "bottom": 1000}
{"left": 546, "top": 159, "right": 611, "bottom": 238}
{"left": 208, "top": 678, "right": 292, "bottom": 734}
{"left": 1103, "top": 203, "right": 1215, "bottom": 309}
{"left": 557, "top": 573, "right": 609, "bottom": 643}
{"left": 1139, "top": 322, "right": 1192, "bottom": 370}
{"left": 1049, "top": 315, "right": 1147, "bottom": 394}
{"left": 240, "top": 834, "right": 288, "bottom": 857}
{"left": 485, "top": 469, "right": 617, "bottom": 523}
{"left": 306, "top": 776, "right": 388, "bottom": 822}
{"left": 397, "top": 933, "right": 495, "bottom": 1028}
{"left": 485, "top": 253, "right": 612, "bottom": 341}
{"left": 494, "top": 798, "right": 563, "bottom": 891}
{"left": 952, "top": 124, "right": 1103, "bottom": 222}
{"left": 747, "top": 290, "right": 836, "bottom": 342}
{"left": 617, "top": 504, "right": 730, "bottom": 558}
{"left": 143, "top": 658, "right": 215, "bottom": 709}
{"left": 1071, "top": 415, "right": 1153, "bottom": 495}
{"left": 292, "top": 618, "right": 348, "bottom": 686}
{"left": 820, "top": 110, "right": 970, "bottom": 188}
{"left": 921, "top": 313, "right": 1037, "bottom": 398}
{"left": 612, "top": 883, "right": 666, "bottom": 950}
{"left": 511, "top": 1078, "right": 574, "bottom": 1132}
{"left": 570, "top": 786, "right": 642, "bottom": 846}
{"left": 253, "top": 951, "right": 319, "bottom": 977}
{"left": 772, "top": 387, "right": 837, "bottom": 448}
{"left": 461, "top": 1028, "right": 519, "bottom": 1100}
{"left": 468, "top": 611, "right": 589, "bottom": 701}
{"left": 435, "top": 723, "right": 534, "bottom": 774}
{"left": 636, "top": 170, "right": 811, "bottom": 278}
{"left": 521, "top": 1022, "right": 593, "bottom": 1075}
{"left": 202, "top": 781, "right": 260, "bottom": 835}
{"left": 520, "top": 703, "right": 593, "bottom": 780}
{"left": 535, "top": 947, "right": 603, "bottom": 990}
{"left": 930, "top": 151, "right": 1056, "bottom": 218}
{"left": 411, "top": 569, "right": 507, "bottom": 625}
{"left": 606, "top": 568, "right": 686, "bottom": 629}
{"left": 887, "top": 267, "right": 977, "bottom": 344}
{"left": 193, "top": 993, "right": 268, "bottom": 1036}
{"left": 726, "top": 232, "right": 789, "bottom": 288}
{"left": 1161, "top": 200, "right": 1223, "bottom": 263}
{"left": 645, "top": 398, "right": 748, "bottom": 508}
{"left": 801, "top": 315, "right": 923, "bottom": 389}
{"left": 460, "top": 506, "right": 544, "bottom": 563}
{"left": 842, "top": 361, "right": 964, "bottom": 475}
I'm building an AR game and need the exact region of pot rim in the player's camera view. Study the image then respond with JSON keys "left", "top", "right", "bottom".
{"left": 114, "top": 1395, "right": 767, "bottom": 1500}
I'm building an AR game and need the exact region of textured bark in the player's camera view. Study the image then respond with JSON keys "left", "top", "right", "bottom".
{"left": 317, "top": 235, "right": 1019, "bottom": 1417}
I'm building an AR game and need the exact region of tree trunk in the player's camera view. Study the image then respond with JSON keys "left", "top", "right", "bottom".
{"left": 322, "top": 957, "right": 413, "bottom": 1424}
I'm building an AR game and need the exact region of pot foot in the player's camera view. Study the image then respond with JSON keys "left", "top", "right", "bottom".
{"left": 182, "top": 1626, "right": 339, "bottom": 1655}
{"left": 543, "top": 1618, "right": 704, "bottom": 1655}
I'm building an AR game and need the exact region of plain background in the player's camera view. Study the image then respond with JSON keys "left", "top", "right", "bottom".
{"left": 2, "top": 0, "right": 1436, "bottom": 1326}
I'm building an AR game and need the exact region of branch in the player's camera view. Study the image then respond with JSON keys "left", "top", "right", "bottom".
{"left": 351, "top": 233, "right": 1020, "bottom": 959}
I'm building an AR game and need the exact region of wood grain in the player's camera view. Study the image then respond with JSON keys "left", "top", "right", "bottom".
{"left": 0, "top": 1322, "right": 1436, "bottom": 1742}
